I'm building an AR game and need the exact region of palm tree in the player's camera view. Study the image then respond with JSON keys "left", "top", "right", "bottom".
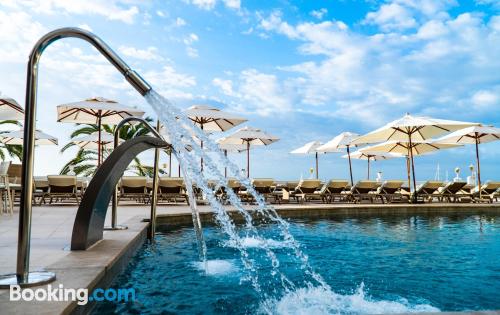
{"left": 60, "top": 117, "right": 169, "bottom": 176}
{"left": 0, "top": 120, "right": 23, "bottom": 161}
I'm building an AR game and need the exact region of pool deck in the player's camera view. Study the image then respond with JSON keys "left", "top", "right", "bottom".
{"left": 1, "top": 202, "right": 499, "bottom": 314}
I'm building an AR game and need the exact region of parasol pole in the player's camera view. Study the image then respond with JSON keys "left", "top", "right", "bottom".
{"left": 406, "top": 155, "right": 411, "bottom": 192}
{"left": 475, "top": 133, "right": 482, "bottom": 198}
{"left": 408, "top": 131, "right": 417, "bottom": 202}
{"left": 246, "top": 140, "right": 250, "bottom": 178}
{"left": 315, "top": 151, "right": 319, "bottom": 179}
{"left": 97, "top": 113, "right": 102, "bottom": 167}
{"left": 367, "top": 156, "right": 370, "bottom": 180}
{"left": 169, "top": 151, "right": 172, "bottom": 177}
{"left": 200, "top": 123, "right": 204, "bottom": 172}
{"left": 347, "top": 145, "right": 354, "bottom": 186}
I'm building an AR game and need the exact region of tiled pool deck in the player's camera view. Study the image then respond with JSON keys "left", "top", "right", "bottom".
{"left": 0, "top": 202, "right": 499, "bottom": 314}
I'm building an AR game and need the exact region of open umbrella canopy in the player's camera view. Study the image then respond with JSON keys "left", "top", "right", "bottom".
{"left": 359, "top": 140, "right": 461, "bottom": 156}
{"left": 290, "top": 141, "right": 324, "bottom": 179}
{"left": 361, "top": 140, "right": 461, "bottom": 188}
{"left": 434, "top": 125, "right": 500, "bottom": 144}
{"left": 317, "top": 132, "right": 360, "bottom": 152}
{"left": 0, "top": 129, "right": 58, "bottom": 145}
{"left": 216, "top": 138, "right": 248, "bottom": 153}
{"left": 219, "top": 126, "right": 279, "bottom": 146}
{"left": 216, "top": 138, "right": 248, "bottom": 178}
{"left": 351, "top": 113, "right": 479, "bottom": 145}
{"left": 219, "top": 126, "right": 279, "bottom": 177}
{"left": 71, "top": 131, "right": 114, "bottom": 149}
{"left": 0, "top": 95, "right": 24, "bottom": 120}
{"left": 434, "top": 125, "right": 500, "bottom": 193}
{"left": 352, "top": 114, "right": 478, "bottom": 196}
{"left": 57, "top": 97, "right": 144, "bottom": 165}
{"left": 317, "top": 132, "right": 360, "bottom": 185}
{"left": 57, "top": 97, "right": 145, "bottom": 124}
{"left": 290, "top": 141, "right": 323, "bottom": 154}
{"left": 184, "top": 105, "right": 247, "bottom": 132}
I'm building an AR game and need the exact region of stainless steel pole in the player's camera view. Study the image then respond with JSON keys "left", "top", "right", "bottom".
{"left": 0, "top": 27, "right": 152, "bottom": 288}
{"left": 149, "top": 120, "right": 161, "bottom": 241}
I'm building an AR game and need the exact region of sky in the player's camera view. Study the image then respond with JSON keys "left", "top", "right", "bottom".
{"left": 0, "top": 0, "right": 499, "bottom": 182}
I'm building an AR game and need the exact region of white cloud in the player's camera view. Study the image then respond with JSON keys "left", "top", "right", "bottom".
{"left": 472, "top": 90, "right": 498, "bottom": 108}
{"left": 189, "top": 0, "right": 217, "bottom": 10}
{"left": 217, "top": 69, "right": 293, "bottom": 116}
{"left": 186, "top": 46, "right": 199, "bottom": 58}
{"left": 476, "top": 0, "right": 500, "bottom": 8}
{"left": 0, "top": 10, "right": 46, "bottom": 63}
{"left": 183, "top": 33, "right": 199, "bottom": 58}
{"left": 364, "top": 3, "right": 417, "bottom": 31}
{"left": 184, "top": 33, "right": 199, "bottom": 44}
{"left": 310, "top": 8, "right": 327, "bottom": 20}
{"left": 212, "top": 78, "right": 234, "bottom": 96}
{"left": 118, "top": 46, "right": 163, "bottom": 61}
{"left": 176, "top": 17, "right": 187, "bottom": 27}
{"left": 416, "top": 20, "right": 448, "bottom": 39}
{"left": 17, "top": 0, "right": 140, "bottom": 24}
{"left": 244, "top": 8, "right": 500, "bottom": 123}
{"left": 145, "top": 65, "right": 196, "bottom": 88}
{"left": 222, "top": 0, "right": 240, "bottom": 10}
{"left": 77, "top": 24, "right": 93, "bottom": 32}
{"left": 144, "top": 65, "right": 197, "bottom": 99}
{"left": 185, "top": 0, "right": 240, "bottom": 10}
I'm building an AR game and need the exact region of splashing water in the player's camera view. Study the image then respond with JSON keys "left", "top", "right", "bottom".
{"left": 144, "top": 90, "right": 438, "bottom": 314}
{"left": 146, "top": 91, "right": 325, "bottom": 293}
{"left": 191, "top": 259, "right": 237, "bottom": 276}
{"left": 264, "top": 284, "right": 440, "bottom": 315}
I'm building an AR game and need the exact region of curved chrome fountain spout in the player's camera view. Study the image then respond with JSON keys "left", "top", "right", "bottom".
{"left": 0, "top": 27, "right": 152, "bottom": 288}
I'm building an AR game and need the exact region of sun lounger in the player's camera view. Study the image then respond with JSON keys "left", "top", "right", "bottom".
{"left": 472, "top": 182, "right": 500, "bottom": 203}
{"left": 376, "top": 180, "right": 407, "bottom": 203}
{"left": 33, "top": 176, "right": 49, "bottom": 205}
{"left": 290, "top": 179, "right": 323, "bottom": 203}
{"left": 216, "top": 178, "right": 241, "bottom": 203}
{"left": 437, "top": 181, "right": 468, "bottom": 203}
{"left": 414, "top": 181, "right": 444, "bottom": 202}
{"left": 350, "top": 180, "right": 381, "bottom": 203}
{"left": 119, "top": 176, "right": 149, "bottom": 204}
{"left": 43, "top": 175, "right": 80, "bottom": 205}
{"left": 6, "top": 163, "right": 22, "bottom": 203}
{"left": 246, "top": 178, "right": 278, "bottom": 203}
{"left": 157, "top": 177, "right": 189, "bottom": 204}
{"left": 319, "top": 180, "right": 350, "bottom": 203}
{"left": 0, "top": 162, "right": 14, "bottom": 214}
{"left": 276, "top": 181, "right": 300, "bottom": 203}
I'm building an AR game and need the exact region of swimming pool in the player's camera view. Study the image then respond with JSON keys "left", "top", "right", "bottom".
{"left": 93, "top": 214, "right": 500, "bottom": 314}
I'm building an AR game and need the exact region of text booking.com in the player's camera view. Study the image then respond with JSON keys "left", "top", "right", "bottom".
{"left": 10, "top": 284, "right": 135, "bottom": 305}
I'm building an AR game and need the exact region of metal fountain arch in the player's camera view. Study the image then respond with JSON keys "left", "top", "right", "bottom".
{"left": 0, "top": 27, "right": 155, "bottom": 288}
{"left": 71, "top": 132, "right": 170, "bottom": 250}
{"left": 105, "top": 117, "right": 166, "bottom": 234}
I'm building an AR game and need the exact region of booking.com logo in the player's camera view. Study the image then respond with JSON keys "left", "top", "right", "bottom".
{"left": 10, "top": 284, "right": 135, "bottom": 305}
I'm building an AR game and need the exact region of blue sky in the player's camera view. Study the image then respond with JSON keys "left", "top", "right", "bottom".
{"left": 0, "top": 0, "right": 499, "bottom": 181}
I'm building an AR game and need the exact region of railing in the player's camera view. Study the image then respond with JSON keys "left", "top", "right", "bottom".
{"left": 107, "top": 117, "right": 165, "bottom": 242}
{"left": 0, "top": 27, "right": 152, "bottom": 288}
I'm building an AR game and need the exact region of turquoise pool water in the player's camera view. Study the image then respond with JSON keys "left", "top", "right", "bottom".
{"left": 94, "top": 214, "right": 500, "bottom": 314}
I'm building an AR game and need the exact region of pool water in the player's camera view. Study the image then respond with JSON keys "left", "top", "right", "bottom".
{"left": 93, "top": 214, "right": 500, "bottom": 314}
